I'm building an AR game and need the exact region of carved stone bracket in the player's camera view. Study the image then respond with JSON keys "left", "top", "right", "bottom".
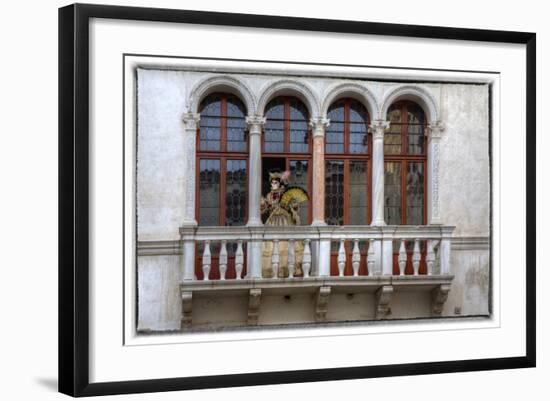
{"left": 376, "top": 285, "right": 393, "bottom": 319}
{"left": 432, "top": 284, "right": 451, "bottom": 316}
{"left": 315, "top": 286, "right": 331, "bottom": 322}
{"left": 248, "top": 288, "right": 262, "bottom": 325}
{"left": 181, "top": 291, "right": 193, "bottom": 329}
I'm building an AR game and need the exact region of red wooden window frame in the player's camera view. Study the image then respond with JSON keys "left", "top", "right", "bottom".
{"left": 324, "top": 98, "right": 372, "bottom": 276}
{"left": 385, "top": 100, "right": 428, "bottom": 275}
{"left": 262, "top": 96, "right": 313, "bottom": 225}
{"left": 195, "top": 93, "right": 249, "bottom": 279}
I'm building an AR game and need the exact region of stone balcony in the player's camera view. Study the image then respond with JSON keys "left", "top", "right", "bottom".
{"left": 179, "top": 225, "right": 455, "bottom": 330}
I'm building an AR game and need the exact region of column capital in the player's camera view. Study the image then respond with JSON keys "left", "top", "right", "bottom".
{"left": 246, "top": 115, "right": 266, "bottom": 135}
{"left": 427, "top": 121, "right": 445, "bottom": 139}
{"left": 309, "top": 117, "right": 330, "bottom": 137}
{"left": 182, "top": 112, "right": 200, "bottom": 130}
{"left": 369, "top": 120, "right": 390, "bottom": 140}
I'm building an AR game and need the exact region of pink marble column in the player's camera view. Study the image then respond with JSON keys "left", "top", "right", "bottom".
{"left": 310, "top": 118, "right": 330, "bottom": 226}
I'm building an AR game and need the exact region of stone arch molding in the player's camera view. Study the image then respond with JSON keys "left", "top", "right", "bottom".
{"left": 380, "top": 84, "right": 439, "bottom": 123}
{"left": 188, "top": 75, "right": 257, "bottom": 115}
{"left": 256, "top": 79, "right": 321, "bottom": 118}
{"left": 321, "top": 82, "right": 380, "bottom": 120}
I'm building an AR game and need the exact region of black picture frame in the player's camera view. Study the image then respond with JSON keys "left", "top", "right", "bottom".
{"left": 58, "top": 3, "right": 536, "bottom": 397}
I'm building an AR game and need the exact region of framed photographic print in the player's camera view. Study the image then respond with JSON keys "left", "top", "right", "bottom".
{"left": 58, "top": 3, "right": 536, "bottom": 397}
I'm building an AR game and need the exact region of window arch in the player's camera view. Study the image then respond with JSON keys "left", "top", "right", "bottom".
{"left": 262, "top": 96, "right": 312, "bottom": 224}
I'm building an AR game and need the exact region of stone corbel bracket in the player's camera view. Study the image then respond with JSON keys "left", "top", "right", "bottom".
{"left": 376, "top": 285, "right": 393, "bottom": 319}
{"left": 248, "top": 288, "right": 262, "bottom": 325}
{"left": 432, "top": 284, "right": 451, "bottom": 316}
{"left": 181, "top": 291, "right": 193, "bottom": 329}
{"left": 315, "top": 286, "right": 331, "bottom": 322}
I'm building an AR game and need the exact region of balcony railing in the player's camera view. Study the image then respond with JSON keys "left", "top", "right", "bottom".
{"left": 178, "top": 224, "right": 455, "bottom": 328}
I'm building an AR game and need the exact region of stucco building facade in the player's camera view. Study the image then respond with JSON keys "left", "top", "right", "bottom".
{"left": 134, "top": 62, "right": 491, "bottom": 332}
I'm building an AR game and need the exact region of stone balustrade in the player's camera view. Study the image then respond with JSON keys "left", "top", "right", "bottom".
{"left": 180, "top": 225, "right": 454, "bottom": 281}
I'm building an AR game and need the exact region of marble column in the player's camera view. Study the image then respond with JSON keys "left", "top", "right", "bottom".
{"left": 427, "top": 121, "right": 444, "bottom": 225}
{"left": 245, "top": 116, "right": 266, "bottom": 227}
{"left": 181, "top": 112, "right": 201, "bottom": 227}
{"left": 309, "top": 117, "right": 330, "bottom": 226}
{"left": 245, "top": 116, "right": 266, "bottom": 278}
{"left": 370, "top": 120, "right": 390, "bottom": 226}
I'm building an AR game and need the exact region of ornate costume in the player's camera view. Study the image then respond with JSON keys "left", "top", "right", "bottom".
{"left": 261, "top": 171, "right": 309, "bottom": 278}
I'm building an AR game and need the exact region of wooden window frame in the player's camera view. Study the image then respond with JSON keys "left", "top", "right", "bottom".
{"left": 262, "top": 96, "right": 313, "bottom": 225}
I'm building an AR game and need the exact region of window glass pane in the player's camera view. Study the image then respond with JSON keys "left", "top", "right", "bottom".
{"left": 407, "top": 124, "right": 425, "bottom": 155}
{"left": 325, "top": 160, "right": 344, "bottom": 225}
{"left": 289, "top": 99, "right": 309, "bottom": 153}
{"left": 407, "top": 104, "right": 425, "bottom": 125}
{"left": 199, "top": 159, "right": 220, "bottom": 226}
{"left": 385, "top": 104, "right": 402, "bottom": 155}
{"left": 226, "top": 96, "right": 247, "bottom": 152}
{"left": 225, "top": 160, "right": 247, "bottom": 226}
{"left": 326, "top": 103, "right": 344, "bottom": 153}
{"left": 349, "top": 161, "right": 367, "bottom": 225}
{"left": 265, "top": 99, "right": 285, "bottom": 153}
{"left": 289, "top": 160, "right": 309, "bottom": 225}
{"left": 349, "top": 100, "right": 369, "bottom": 154}
{"left": 406, "top": 162, "right": 424, "bottom": 225}
{"left": 384, "top": 162, "right": 401, "bottom": 225}
{"left": 199, "top": 96, "right": 222, "bottom": 151}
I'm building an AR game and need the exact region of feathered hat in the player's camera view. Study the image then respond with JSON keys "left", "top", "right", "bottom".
{"left": 269, "top": 170, "right": 291, "bottom": 185}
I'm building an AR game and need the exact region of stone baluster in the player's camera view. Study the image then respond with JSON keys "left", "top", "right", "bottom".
{"left": 235, "top": 240, "right": 244, "bottom": 280}
{"left": 309, "top": 117, "right": 330, "bottom": 226}
{"left": 398, "top": 239, "right": 407, "bottom": 276}
{"left": 337, "top": 239, "right": 346, "bottom": 277}
{"left": 202, "top": 240, "right": 211, "bottom": 281}
{"left": 302, "top": 239, "right": 312, "bottom": 278}
{"left": 369, "top": 120, "right": 390, "bottom": 226}
{"left": 288, "top": 240, "right": 296, "bottom": 278}
{"left": 412, "top": 239, "right": 421, "bottom": 276}
{"left": 271, "top": 239, "right": 280, "bottom": 278}
{"left": 367, "top": 239, "right": 375, "bottom": 276}
{"left": 426, "top": 240, "right": 436, "bottom": 276}
{"left": 219, "top": 240, "right": 228, "bottom": 280}
{"left": 352, "top": 239, "right": 361, "bottom": 276}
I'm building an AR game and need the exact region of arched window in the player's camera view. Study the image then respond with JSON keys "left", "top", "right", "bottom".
{"left": 324, "top": 98, "right": 371, "bottom": 276}
{"left": 262, "top": 96, "right": 312, "bottom": 224}
{"left": 196, "top": 93, "right": 248, "bottom": 227}
{"left": 384, "top": 101, "right": 427, "bottom": 225}
{"left": 325, "top": 98, "right": 371, "bottom": 226}
{"left": 385, "top": 100, "right": 427, "bottom": 274}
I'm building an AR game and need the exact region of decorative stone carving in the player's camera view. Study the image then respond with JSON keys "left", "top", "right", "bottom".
{"left": 321, "top": 82, "right": 379, "bottom": 120}
{"left": 248, "top": 288, "right": 262, "bottom": 325}
{"left": 315, "top": 286, "right": 331, "bottom": 322}
{"left": 245, "top": 115, "right": 266, "bottom": 135}
{"left": 432, "top": 284, "right": 451, "bottom": 315}
{"left": 257, "top": 79, "right": 320, "bottom": 117}
{"left": 181, "top": 291, "right": 193, "bottom": 329}
{"left": 427, "top": 121, "right": 445, "bottom": 225}
{"left": 376, "top": 285, "right": 393, "bottom": 319}
{"left": 188, "top": 75, "right": 256, "bottom": 115}
{"left": 380, "top": 84, "right": 439, "bottom": 122}
{"left": 181, "top": 112, "right": 201, "bottom": 226}
{"left": 309, "top": 117, "right": 330, "bottom": 137}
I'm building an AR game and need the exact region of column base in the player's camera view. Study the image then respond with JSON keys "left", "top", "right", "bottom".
{"left": 181, "top": 219, "right": 198, "bottom": 227}
{"left": 246, "top": 219, "right": 264, "bottom": 227}
{"left": 311, "top": 220, "right": 327, "bottom": 227}
{"left": 370, "top": 219, "right": 386, "bottom": 227}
